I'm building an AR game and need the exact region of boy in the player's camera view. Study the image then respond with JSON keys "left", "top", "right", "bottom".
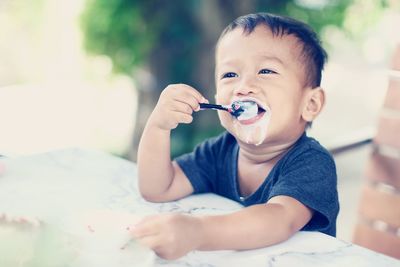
{"left": 135, "top": 12, "right": 339, "bottom": 260}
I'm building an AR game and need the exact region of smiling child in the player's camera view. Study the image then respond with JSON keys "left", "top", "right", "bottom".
{"left": 136, "top": 12, "right": 339, "bottom": 260}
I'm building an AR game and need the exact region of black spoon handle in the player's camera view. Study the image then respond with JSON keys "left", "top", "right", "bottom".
{"left": 199, "top": 103, "right": 228, "bottom": 111}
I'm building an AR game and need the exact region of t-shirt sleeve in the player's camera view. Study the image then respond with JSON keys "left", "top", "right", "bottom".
{"left": 174, "top": 137, "right": 220, "bottom": 194}
{"left": 269, "top": 149, "right": 339, "bottom": 236}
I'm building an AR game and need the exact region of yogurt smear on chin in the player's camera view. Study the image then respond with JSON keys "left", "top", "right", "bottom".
{"left": 233, "top": 107, "right": 271, "bottom": 146}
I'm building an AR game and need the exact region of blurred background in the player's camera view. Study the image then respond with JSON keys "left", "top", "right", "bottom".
{"left": 1, "top": 0, "right": 399, "bottom": 247}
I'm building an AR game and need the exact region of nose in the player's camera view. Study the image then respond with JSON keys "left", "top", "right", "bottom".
{"left": 233, "top": 75, "right": 258, "bottom": 96}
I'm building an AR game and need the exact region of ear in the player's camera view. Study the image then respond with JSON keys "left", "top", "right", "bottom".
{"left": 302, "top": 87, "right": 325, "bottom": 122}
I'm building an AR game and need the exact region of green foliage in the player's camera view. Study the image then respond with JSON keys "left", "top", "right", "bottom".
{"left": 81, "top": 0, "right": 201, "bottom": 77}
{"left": 81, "top": 0, "right": 156, "bottom": 74}
{"left": 284, "top": 0, "right": 350, "bottom": 34}
{"left": 81, "top": 0, "right": 354, "bottom": 77}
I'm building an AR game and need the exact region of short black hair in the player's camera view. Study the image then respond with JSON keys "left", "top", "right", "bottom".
{"left": 218, "top": 13, "right": 327, "bottom": 88}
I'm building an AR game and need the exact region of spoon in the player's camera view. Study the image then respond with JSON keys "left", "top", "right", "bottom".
{"left": 199, "top": 101, "right": 259, "bottom": 120}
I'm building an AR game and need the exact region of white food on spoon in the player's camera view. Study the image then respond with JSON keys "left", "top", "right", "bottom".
{"left": 236, "top": 101, "right": 259, "bottom": 121}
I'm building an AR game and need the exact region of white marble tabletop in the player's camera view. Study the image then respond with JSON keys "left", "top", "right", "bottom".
{"left": 0, "top": 148, "right": 399, "bottom": 267}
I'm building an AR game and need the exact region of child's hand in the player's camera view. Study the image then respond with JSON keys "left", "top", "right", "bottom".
{"left": 149, "top": 84, "right": 208, "bottom": 130}
{"left": 130, "top": 213, "right": 203, "bottom": 260}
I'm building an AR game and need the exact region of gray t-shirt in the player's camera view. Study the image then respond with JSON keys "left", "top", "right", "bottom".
{"left": 176, "top": 131, "right": 339, "bottom": 236}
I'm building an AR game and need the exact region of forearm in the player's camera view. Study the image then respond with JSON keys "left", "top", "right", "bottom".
{"left": 197, "top": 204, "right": 298, "bottom": 250}
{"left": 137, "top": 120, "right": 174, "bottom": 199}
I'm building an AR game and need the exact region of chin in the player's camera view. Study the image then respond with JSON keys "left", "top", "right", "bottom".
{"left": 237, "top": 136, "right": 267, "bottom": 146}
{"left": 221, "top": 119, "right": 270, "bottom": 147}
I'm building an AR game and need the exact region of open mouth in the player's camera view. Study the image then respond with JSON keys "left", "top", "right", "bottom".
{"left": 235, "top": 100, "right": 267, "bottom": 124}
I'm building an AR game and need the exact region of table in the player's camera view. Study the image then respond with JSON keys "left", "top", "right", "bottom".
{"left": 0, "top": 148, "right": 399, "bottom": 267}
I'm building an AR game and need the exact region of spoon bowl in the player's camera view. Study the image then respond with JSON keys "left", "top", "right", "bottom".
{"left": 199, "top": 100, "right": 259, "bottom": 119}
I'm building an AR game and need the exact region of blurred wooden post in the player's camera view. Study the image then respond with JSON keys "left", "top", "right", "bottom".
{"left": 353, "top": 44, "right": 400, "bottom": 259}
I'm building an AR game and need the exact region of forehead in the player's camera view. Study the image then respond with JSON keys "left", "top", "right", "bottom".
{"left": 216, "top": 25, "right": 303, "bottom": 66}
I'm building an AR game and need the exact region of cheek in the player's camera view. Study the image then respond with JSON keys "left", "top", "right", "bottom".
{"left": 274, "top": 95, "right": 302, "bottom": 117}
{"left": 215, "top": 88, "right": 230, "bottom": 103}
{"left": 215, "top": 91, "right": 222, "bottom": 102}
{"left": 217, "top": 110, "right": 231, "bottom": 128}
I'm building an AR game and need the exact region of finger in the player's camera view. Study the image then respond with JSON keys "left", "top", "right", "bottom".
{"left": 163, "top": 84, "right": 204, "bottom": 102}
{"left": 130, "top": 220, "right": 160, "bottom": 239}
{"left": 169, "top": 100, "right": 194, "bottom": 115}
{"left": 136, "top": 214, "right": 164, "bottom": 224}
{"left": 175, "top": 84, "right": 207, "bottom": 103}
{"left": 171, "top": 111, "right": 193, "bottom": 125}
{"left": 131, "top": 226, "right": 157, "bottom": 239}
{"left": 171, "top": 84, "right": 208, "bottom": 111}
{"left": 134, "top": 234, "right": 161, "bottom": 251}
{"left": 171, "top": 93, "right": 203, "bottom": 113}
{"left": 162, "top": 109, "right": 193, "bottom": 127}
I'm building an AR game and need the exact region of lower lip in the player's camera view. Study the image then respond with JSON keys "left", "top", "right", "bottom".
{"left": 237, "top": 112, "right": 266, "bottom": 125}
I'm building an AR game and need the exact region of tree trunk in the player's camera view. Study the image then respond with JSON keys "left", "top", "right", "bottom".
{"left": 125, "top": 66, "right": 159, "bottom": 162}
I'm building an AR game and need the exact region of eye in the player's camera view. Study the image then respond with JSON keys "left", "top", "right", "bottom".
{"left": 258, "top": 69, "right": 276, "bottom": 75}
{"left": 221, "top": 72, "right": 238, "bottom": 79}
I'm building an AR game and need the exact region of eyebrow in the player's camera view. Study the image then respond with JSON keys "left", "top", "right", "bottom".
{"left": 258, "top": 55, "right": 285, "bottom": 66}
{"left": 218, "top": 55, "right": 285, "bottom": 67}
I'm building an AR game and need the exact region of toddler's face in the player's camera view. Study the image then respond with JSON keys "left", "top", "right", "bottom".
{"left": 215, "top": 25, "right": 310, "bottom": 146}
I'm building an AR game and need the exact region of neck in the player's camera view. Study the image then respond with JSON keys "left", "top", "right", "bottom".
{"left": 238, "top": 136, "right": 301, "bottom": 164}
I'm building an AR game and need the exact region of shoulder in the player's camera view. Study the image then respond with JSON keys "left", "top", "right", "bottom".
{"left": 175, "top": 131, "right": 237, "bottom": 162}
{"left": 279, "top": 133, "right": 336, "bottom": 175}
{"left": 174, "top": 131, "right": 237, "bottom": 194}
{"left": 288, "top": 133, "right": 333, "bottom": 162}
{"left": 269, "top": 134, "right": 339, "bottom": 236}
